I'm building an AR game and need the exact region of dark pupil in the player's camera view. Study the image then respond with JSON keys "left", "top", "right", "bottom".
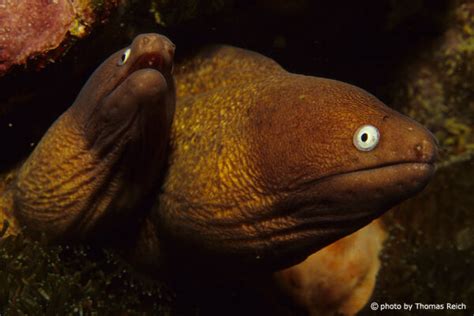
{"left": 361, "top": 133, "right": 368, "bottom": 142}
{"left": 121, "top": 54, "right": 126, "bottom": 61}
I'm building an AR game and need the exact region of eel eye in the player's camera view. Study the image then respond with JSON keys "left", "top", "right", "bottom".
{"left": 353, "top": 125, "right": 380, "bottom": 151}
{"left": 118, "top": 48, "right": 131, "bottom": 65}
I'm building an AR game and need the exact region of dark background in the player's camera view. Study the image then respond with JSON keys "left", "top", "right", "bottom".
{"left": 0, "top": 0, "right": 449, "bottom": 169}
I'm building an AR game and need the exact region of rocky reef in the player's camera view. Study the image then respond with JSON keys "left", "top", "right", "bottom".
{"left": 0, "top": 0, "right": 473, "bottom": 315}
{"left": 0, "top": 0, "right": 120, "bottom": 76}
{"left": 365, "top": 157, "right": 474, "bottom": 315}
{"left": 0, "top": 231, "right": 175, "bottom": 314}
{"left": 391, "top": 1, "right": 474, "bottom": 163}
{"left": 359, "top": 1, "right": 474, "bottom": 313}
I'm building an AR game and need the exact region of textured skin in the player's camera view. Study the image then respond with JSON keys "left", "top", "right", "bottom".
{"left": 0, "top": 40, "right": 438, "bottom": 316}
{"left": 0, "top": 169, "right": 20, "bottom": 235}
{"left": 150, "top": 45, "right": 437, "bottom": 272}
{"left": 1, "top": 34, "right": 175, "bottom": 242}
{"left": 1, "top": 41, "right": 437, "bottom": 279}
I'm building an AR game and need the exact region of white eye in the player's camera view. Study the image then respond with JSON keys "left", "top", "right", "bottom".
{"left": 118, "top": 48, "right": 131, "bottom": 65}
{"left": 353, "top": 125, "right": 380, "bottom": 151}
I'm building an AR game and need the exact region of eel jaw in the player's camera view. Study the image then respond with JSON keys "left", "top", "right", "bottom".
{"left": 250, "top": 161, "right": 436, "bottom": 269}
{"left": 157, "top": 162, "right": 436, "bottom": 273}
{"left": 131, "top": 52, "right": 168, "bottom": 74}
{"left": 229, "top": 162, "right": 436, "bottom": 269}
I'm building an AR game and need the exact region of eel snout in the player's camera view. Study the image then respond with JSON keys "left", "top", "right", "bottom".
{"left": 130, "top": 33, "right": 175, "bottom": 75}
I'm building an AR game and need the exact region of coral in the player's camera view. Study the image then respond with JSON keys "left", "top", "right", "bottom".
{"left": 0, "top": 0, "right": 120, "bottom": 76}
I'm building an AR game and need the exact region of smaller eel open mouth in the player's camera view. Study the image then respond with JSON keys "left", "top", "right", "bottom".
{"left": 131, "top": 52, "right": 167, "bottom": 73}
{"left": 107, "top": 51, "right": 170, "bottom": 100}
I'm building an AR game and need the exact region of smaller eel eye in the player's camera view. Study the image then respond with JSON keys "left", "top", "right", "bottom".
{"left": 118, "top": 48, "right": 131, "bottom": 66}
{"left": 353, "top": 125, "right": 380, "bottom": 151}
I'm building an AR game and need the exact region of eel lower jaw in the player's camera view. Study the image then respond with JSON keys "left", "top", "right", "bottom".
{"left": 289, "top": 161, "right": 436, "bottom": 230}
{"left": 262, "top": 162, "right": 436, "bottom": 268}
{"left": 107, "top": 52, "right": 170, "bottom": 98}
{"left": 159, "top": 163, "right": 436, "bottom": 273}
{"left": 228, "top": 162, "right": 436, "bottom": 270}
{"left": 318, "top": 161, "right": 436, "bottom": 199}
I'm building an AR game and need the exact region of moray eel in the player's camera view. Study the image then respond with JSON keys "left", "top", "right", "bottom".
{"left": 1, "top": 34, "right": 175, "bottom": 241}
{"left": 149, "top": 45, "right": 437, "bottom": 273}
{"left": 1, "top": 38, "right": 436, "bottom": 279}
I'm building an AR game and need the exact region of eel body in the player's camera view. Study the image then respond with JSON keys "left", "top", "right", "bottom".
{"left": 1, "top": 33, "right": 175, "bottom": 242}
{"left": 0, "top": 36, "right": 438, "bottom": 315}
{"left": 151, "top": 45, "right": 437, "bottom": 272}
{"left": 1, "top": 37, "right": 437, "bottom": 283}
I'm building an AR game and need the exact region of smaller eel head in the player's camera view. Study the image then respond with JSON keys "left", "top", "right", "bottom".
{"left": 74, "top": 33, "right": 176, "bottom": 158}
{"left": 14, "top": 34, "right": 176, "bottom": 241}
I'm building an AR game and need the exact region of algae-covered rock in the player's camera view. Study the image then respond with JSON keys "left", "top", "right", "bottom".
{"left": 392, "top": 0, "right": 474, "bottom": 162}
{"left": 370, "top": 1, "right": 474, "bottom": 312}
{"left": 0, "top": 0, "right": 120, "bottom": 76}
{"left": 0, "top": 231, "right": 175, "bottom": 314}
{"left": 362, "top": 158, "right": 474, "bottom": 315}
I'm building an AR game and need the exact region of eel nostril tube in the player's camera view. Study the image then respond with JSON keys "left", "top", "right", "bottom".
{"left": 414, "top": 138, "right": 438, "bottom": 162}
{"left": 141, "top": 36, "right": 150, "bottom": 45}
{"left": 414, "top": 143, "right": 423, "bottom": 156}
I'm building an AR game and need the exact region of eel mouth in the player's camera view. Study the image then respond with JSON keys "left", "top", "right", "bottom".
{"left": 158, "top": 162, "right": 436, "bottom": 271}
{"left": 293, "top": 161, "right": 436, "bottom": 221}
{"left": 131, "top": 52, "right": 167, "bottom": 73}
{"left": 237, "top": 162, "right": 436, "bottom": 266}
{"left": 344, "top": 161, "right": 435, "bottom": 179}
{"left": 251, "top": 163, "right": 436, "bottom": 269}
{"left": 303, "top": 161, "right": 435, "bottom": 190}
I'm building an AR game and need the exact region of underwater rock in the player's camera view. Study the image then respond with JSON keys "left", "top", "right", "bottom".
{"left": 0, "top": 0, "right": 120, "bottom": 76}
{"left": 148, "top": 0, "right": 309, "bottom": 26}
{"left": 363, "top": 2, "right": 474, "bottom": 314}
{"left": 0, "top": 233, "right": 175, "bottom": 314}
{"left": 392, "top": 0, "right": 474, "bottom": 162}
{"left": 368, "top": 157, "right": 474, "bottom": 313}
{"left": 150, "top": 0, "right": 233, "bottom": 26}
{"left": 274, "top": 220, "right": 387, "bottom": 316}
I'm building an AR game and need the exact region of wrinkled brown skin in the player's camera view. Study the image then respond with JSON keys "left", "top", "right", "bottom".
{"left": 146, "top": 45, "right": 437, "bottom": 274}
{"left": 7, "top": 34, "right": 175, "bottom": 242}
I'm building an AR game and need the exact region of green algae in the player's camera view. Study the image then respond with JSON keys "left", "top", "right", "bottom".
{"left": 0, "top": 227, "right": 175, "bottom": 315}
{"left": 359, "top": 158, "right": 474, "bottom": 316}
{"left": 392, "top": 1, "right": 474, "bottom": 164}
